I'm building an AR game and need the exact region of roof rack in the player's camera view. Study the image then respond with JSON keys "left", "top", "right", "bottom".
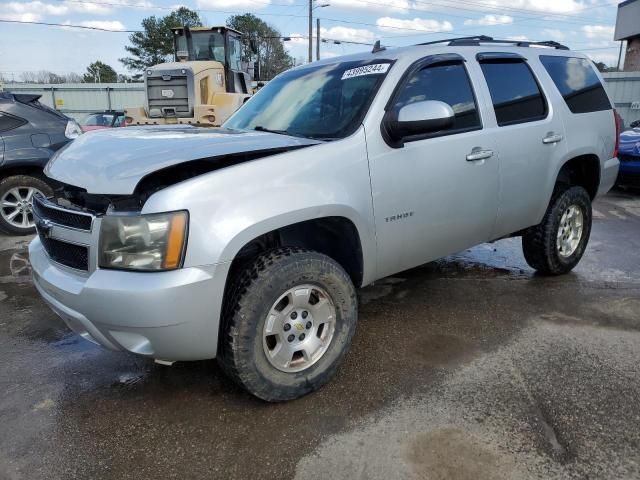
{"left": 417, "top": 35, "right": 569, "bottom": 50}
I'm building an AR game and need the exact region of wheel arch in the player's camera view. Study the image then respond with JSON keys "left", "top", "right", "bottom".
{"left": 554, "top": 153, "right": 600, "bottom": 200}
{"left": 220, "top": 209, "right": 369, "bottom": 289}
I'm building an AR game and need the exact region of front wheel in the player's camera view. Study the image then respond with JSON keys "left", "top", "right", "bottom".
{"left": 522, "top": 186, "right": 592, "bottom": 275}
{"left": 218, "top": 247, "right": 358, "bottom": 402}
{"left": 0, "top": 175, "right": 53, "bottom": 236}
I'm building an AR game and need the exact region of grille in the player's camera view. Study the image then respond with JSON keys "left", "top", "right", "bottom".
{"left": 147, "top": 75, "right": 190, "bottom": 116}
{"left": 38, "top": 234, "right": 89, "bottom": 271}
{"left": 618, "top": 154, "right": 639, "bottom": 163}
{"left": 33, "top": 196, "right": 92, "bottom": 231}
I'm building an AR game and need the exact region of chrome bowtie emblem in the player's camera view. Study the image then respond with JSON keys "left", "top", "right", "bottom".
{"left": 37, "top": 219, "right": 53, "bottom": 238}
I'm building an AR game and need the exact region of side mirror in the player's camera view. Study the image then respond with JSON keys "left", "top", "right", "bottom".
{"left": 386, "top": 100, "right": 454, "bottom": 142}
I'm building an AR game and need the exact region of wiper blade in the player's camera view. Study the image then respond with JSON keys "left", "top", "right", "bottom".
{"left": 253, "top": 126, "right": 306, "bottom": 139}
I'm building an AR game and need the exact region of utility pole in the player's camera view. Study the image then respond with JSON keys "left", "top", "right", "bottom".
{"left": 316, "top": 18, "right": 320, "bottom": 61}
{"left": 308, "top": 0, "right": 313, "bottom": 63}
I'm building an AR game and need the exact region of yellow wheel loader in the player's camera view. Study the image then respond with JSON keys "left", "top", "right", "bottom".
{"left": 125, "top": 26, "right": 254, "bottom": 127}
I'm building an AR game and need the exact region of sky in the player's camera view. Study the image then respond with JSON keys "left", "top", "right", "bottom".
{"left": 0, "top": 0, "right": 626, "bottom": 80}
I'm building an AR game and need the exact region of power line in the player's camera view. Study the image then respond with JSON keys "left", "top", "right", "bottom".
{"left": 0, "top": 19, "right": 138, "bottom": 32}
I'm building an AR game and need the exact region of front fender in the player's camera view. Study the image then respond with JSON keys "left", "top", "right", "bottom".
{"left": 142, "top": 128, "right": 377, "bottom": 285}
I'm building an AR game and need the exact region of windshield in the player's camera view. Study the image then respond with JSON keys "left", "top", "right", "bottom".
{"left": 176, "top": 32, "right": 225, "bottom": 62}
{"left": 224, "top": 60, "right": 393, "bottom": 140}
{"left": 84, "top": 113, "right": 114, "bottom": 126}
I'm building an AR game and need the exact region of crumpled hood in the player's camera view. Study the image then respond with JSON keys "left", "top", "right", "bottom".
{"left": 45, "top": 126, "right": 321, "bottom": 194}
{"left": 619, "top": 128, "right": 640, "bottom": 157}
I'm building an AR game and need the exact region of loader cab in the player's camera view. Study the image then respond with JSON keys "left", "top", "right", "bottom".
{"left": 172, "top": 27, "right": 250, "bottom": 94}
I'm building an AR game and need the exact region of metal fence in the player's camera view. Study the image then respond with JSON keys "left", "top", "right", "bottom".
{"left": 2, "top": 73, "right": 640, "bottom": 126}
{"left": 1, "top": 83, "right": 145, "bottom": 122}
{"left": 602, "top": 72, "right": 640, "bottom": 128}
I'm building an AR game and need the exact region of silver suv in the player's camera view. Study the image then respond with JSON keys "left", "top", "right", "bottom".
{"left": 30, "top": 37, "right": 620, "bottom": 401}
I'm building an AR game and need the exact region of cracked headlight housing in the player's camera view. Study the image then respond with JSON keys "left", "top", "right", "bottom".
{"left": 99, "top": 211, "right": 188, "bottom": 271}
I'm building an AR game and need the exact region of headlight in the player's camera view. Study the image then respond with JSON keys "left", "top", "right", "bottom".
{"left": 99, "top": 211, "right": 188, "bottom": 271}
{"left": 64, "top": 120, "right": 82, "bottom": 139}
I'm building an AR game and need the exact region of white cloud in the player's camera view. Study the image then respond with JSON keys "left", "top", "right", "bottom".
{"left": 464, "top": 14, "right": 513, "bottom": 26}
{"left": 507, "top": 35, "right": 529, "bottom": 41}
{"left": 0, "top": 1, "right": 67, "bottom": 22}
{"left": 376, "top": 17, "right": 453, "bottom": 34}
{"left": 196, "top": 0, "right": 271, "bottom": 9}
{"left": 483, "top": 0, "right": 584, "bottom": 14}
{"left": 79, "top": 20, "right": 126, "bottom": 30}
{"left": 320, "top": 26, "right": 375, "bottom": 43}
{"left": 60, "top": 19, "right": 125, "bottom": 31}
{"left": 327, "top": 0, "right": 410, "bottom": 13}
{"left": 0, "top": 0, "right": 151, "bottom": 21}
{"left": 582, "top": 25, "right": 615, "bottom": 40}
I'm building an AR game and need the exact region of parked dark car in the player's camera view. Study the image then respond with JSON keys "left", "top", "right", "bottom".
{"left": 616, "top": 126, "right": 640, "bottom": 187}
{"left": 0, "top": 92, "right": 81, "bottom": 235}
{"left": 81, "top": 110, "right": 126, "bottom": 132}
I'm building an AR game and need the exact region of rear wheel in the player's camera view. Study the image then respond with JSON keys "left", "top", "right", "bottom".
{"left": 0, "top": 175, "right": 52, "bottom": 236}
{"left": 219, "top": 247, "right": 358, "bottom": 402}
{"left": 522, "top": 186, "right": 592, "bottom": 275}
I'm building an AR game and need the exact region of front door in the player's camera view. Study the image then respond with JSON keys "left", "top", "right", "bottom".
{"left": 367, "top": 56, "right": 499, "bottom": 279}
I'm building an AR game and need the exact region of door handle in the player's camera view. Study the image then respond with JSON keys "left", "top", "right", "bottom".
{"left": 542, "top": 134, "right": 563, "bottom": 144}
{"left": 466, "top": 149, "right": 493, "bottom": 161}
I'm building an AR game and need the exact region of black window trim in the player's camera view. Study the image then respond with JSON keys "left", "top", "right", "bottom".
{"left": 0, "top": 111, "right": 28, "bottom": 133}
{"left": 382, "top": 53, "right": 483, "bottom": 148}
{"left": 478, "top": 56, "right": 550, "bottom": 127}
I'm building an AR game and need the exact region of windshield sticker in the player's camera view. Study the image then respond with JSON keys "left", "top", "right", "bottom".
{"left": 341, "top": 63, "right": 390, "bottom": 80}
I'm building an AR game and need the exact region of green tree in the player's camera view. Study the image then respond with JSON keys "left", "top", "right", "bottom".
{"left": 226, "top": 13, "right": 293, "bottom": 80}
{"left": 120, "top": 7, "right": 202, "bottom": 73}
{"left": 83, "top": 61, "right": 117, "bottom": 83}
{"left": 594, "top": 61, "right": 618, "bottom": 73}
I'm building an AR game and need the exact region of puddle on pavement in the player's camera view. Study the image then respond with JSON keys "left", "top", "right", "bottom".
{"left": 407, "top": 427, "right": 517, "bottom": 480}
{"left": 0, "top": 247, "right": 33, "bottom": 281}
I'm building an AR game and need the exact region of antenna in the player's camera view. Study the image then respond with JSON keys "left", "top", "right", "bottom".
{"left": 372, "top": 40, "right": 386, "bottom": 53}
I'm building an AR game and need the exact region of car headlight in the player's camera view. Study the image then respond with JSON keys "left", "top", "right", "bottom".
{"left": 65, "top": 120, "right": 83, "bottom": 139}
{"left": 99, "top": 211, "right": 188, "bottom": 271}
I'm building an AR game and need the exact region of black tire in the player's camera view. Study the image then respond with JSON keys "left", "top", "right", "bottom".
{"left": 522, "top": 185, "right": 592, "bottom": 275}
{"left": 0, "top": 175, "right": 53, "bottom": 236}
{"left": 218, "top": 247, "right": 358, "bottom": 402}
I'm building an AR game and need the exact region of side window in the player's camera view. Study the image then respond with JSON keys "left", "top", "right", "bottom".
{"left": 113, "top": 115, "right": 124, "bottom": 127}
{"left": 0, "top": 111, "right": 27, "bottom": 133}
{"left": 393, "top": 61, "right": 481, "bottom": 134}
{"left": 539, "top": 55, "right": 611, "bottom": 114}
{"left": 479, "top": 60, "right": 547, "bottom": 126}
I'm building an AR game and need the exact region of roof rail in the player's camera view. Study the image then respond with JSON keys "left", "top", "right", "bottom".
{"left": 417, "top": 35, "right": 569, "bottom": 50}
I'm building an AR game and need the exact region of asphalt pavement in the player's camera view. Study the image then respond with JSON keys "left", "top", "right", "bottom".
{"left": 1, "top": 190, "right": 639, "bottom": 480}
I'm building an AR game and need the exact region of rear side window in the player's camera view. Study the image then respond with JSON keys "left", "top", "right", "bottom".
{"left": 479, "top": 60, "right": 547, "bottom": 126}
{"left": 393, "top": 61, "right": 481, "bottom": 133}
{"left": 539, "top": 55, "right": 611, "bottom": 114}
{"left": 0, "top": 111, "right": 27, "bottom": 132}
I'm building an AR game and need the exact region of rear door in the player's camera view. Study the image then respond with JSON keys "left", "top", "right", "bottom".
{"left": 475, "top": 53, "right": 568, "bottom": 237}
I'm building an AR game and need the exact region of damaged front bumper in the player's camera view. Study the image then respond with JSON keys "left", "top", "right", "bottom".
{"left": 30, "top": 237, "right": 223, "bottom": 361}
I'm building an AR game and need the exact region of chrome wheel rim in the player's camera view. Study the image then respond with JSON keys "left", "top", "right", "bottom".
{"left": 0, "top": 187, "right": 43, "bottom": 230}
{"left": 262, "top": 284, "right": 336, "bottom": 373}
{"left": 557, "top": 204, "right": 584, "bottom": 258}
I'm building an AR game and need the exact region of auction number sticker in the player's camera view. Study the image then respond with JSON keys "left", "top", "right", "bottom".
{"left": 341, "top": 63, "right": 390, "bottom": 80}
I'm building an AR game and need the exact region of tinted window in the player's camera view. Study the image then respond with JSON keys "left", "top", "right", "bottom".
{"left": 394, "top": 62, "right": 481, "bottom": 132}
{"left": 0, "top": 111, "right": 27, "bottom": 132}
{"left": 480, "top": 60, "right": 547, "bottom": 126}
{"left": 539, "top": 55, "right": 611, "bottom": 114}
